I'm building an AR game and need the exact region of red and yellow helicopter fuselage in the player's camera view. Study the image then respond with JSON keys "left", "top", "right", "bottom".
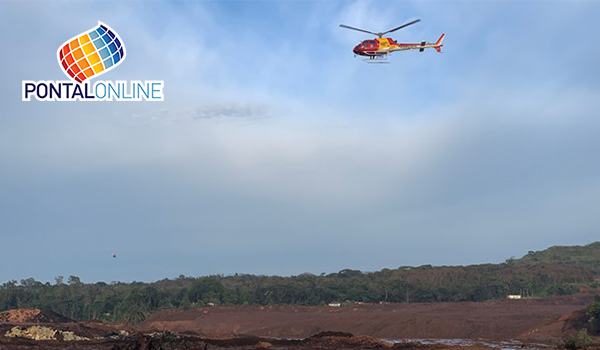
{"left": 353, "top": 34, "right": 445, "bottom": 57}
{"left": 339, "top": 19, "right": 445, "bottom": 61}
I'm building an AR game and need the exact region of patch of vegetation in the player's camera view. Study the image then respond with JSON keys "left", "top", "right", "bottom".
{"left": 560, "top": 329, "right": 594, "bottom": 350}
{"left": 587, "top": 295, "right": 600, "bottom": 335}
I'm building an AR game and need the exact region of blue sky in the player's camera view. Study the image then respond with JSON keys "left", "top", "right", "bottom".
{"left": 1, "top": 0, "right": 599, "bottom": 283}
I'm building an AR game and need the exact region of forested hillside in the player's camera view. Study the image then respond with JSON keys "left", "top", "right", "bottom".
{"left": 519, "top": 242, "right": 600, "bottom": 271}
{"left": 1, "top": 242, "right": 599, "bottom": 324}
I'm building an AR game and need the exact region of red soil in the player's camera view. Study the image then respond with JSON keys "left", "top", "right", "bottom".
{"left": 139, "top": 293, "right": 598, "bottom": 341}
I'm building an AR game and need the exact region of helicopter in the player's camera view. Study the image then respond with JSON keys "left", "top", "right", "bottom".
{"left": 339, "top": 19, "right": 445, "bottom": 62}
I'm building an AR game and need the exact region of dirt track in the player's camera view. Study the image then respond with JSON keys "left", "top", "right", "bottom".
{"left": 140, "top": 293, "right": 598, "bottom": 341}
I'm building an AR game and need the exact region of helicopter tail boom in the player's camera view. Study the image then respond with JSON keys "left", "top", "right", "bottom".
{"left": 388, "top": 34, "right": 445, "bottom": 54}
{"left": 434, "top": 34, "right": 445, "bottom": 52}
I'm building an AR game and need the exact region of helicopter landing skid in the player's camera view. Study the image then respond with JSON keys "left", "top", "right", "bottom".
{"left": 363, "top": 55, "right": 389, "bottom": 63}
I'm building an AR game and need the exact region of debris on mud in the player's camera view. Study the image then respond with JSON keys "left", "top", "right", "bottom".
{"left": 0, "top": 325, "right": 493, "bottom": 350}
{"left": 5, "top": 325, "right": 58, "bottom": 340}
{"left": 4, "top": 325, "right": 90, "bottom": 341}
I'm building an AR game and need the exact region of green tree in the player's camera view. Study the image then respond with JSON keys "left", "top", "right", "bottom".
{"left": 586, "top": 295, "right": 600, "bottom": 335}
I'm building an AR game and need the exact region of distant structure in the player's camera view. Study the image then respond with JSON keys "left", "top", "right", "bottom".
{"left": 328, "top": 303, "right": 341, "bottom": 307}
{"left": 507, "top": 295, "right": 522, "bottom": 300}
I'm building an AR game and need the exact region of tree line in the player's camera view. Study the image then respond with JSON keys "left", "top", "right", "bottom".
{"left": 1, "top": 243, "right": 599, "bottom": 324}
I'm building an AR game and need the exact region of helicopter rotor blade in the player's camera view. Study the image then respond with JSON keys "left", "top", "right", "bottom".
{"left": 339, "top": 24, "right": 379, "bottom": 36}
{"left": 382, "top": 19, "right": 421, "bottom": 35}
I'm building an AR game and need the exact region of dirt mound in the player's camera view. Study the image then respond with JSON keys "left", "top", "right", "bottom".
{"left": 304, "top": 333, "right": 393, "bottom": 348}
{"left": 563, "top": 308, "right": 598, "bottom": 335}
{"left": 0, "top": 309, "right": 72, "bottom": 324}
{"left": 391, "top": 343, "right": 483, "bottom": 350}
{"left": 521, "top": 307, "right": 598, "bottom": 340}
{"left": 111, "top": 332, "right": 429, "bottom": 350}
{"left": 307, "top": 331, "right": 354, "bottom": 339}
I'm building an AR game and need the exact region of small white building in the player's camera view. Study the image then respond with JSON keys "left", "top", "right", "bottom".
{"left": 507, "top": 295, "right": 522, "bottom": 299}
{"left": 328, "top": 303, "right": 341, "bottom": 307}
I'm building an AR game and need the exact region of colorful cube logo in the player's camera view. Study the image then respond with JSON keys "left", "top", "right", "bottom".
{"left": 57, "top": 22, "right": 125, "bottom": 83}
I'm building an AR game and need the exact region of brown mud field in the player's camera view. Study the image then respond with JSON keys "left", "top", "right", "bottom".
{"left": 139, "top": 293, "right": 598, "bottom": 341}
{"left": 1, "top": 294, "right": 599, "bottom": 350}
